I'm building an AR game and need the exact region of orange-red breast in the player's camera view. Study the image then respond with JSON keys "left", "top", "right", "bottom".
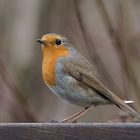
{"left": 37, "top": 33, "right": 140, "bottom": 122}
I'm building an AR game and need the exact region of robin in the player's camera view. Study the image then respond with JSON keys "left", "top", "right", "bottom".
{"left": 37, "top": 33, "right": 140, "bottom": 122}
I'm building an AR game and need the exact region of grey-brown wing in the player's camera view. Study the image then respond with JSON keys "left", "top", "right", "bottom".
{"left": 63, "top": 59, "right": 140, "bottom": 119}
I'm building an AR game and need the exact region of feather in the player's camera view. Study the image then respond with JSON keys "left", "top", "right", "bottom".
{"left": 63, "top": 61, "right": 140, "bottom": 119}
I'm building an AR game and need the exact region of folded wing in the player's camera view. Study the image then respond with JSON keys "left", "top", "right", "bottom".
{"left": 63, "top": 61, "right": 140, "bottom": 119}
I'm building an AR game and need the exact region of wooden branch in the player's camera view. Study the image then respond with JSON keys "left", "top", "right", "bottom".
{"left": 0, "top": 123, "right": 140, "bottom": 140}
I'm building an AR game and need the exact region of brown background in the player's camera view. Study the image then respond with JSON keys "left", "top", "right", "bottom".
{"left": 0, "top": 0, "right": 140, "bottom": 122}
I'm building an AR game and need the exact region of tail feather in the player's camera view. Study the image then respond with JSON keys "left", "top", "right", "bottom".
{"left": 119, "top": 100, "right": 140, "bottom": 119}
{"left": 106, "top": 89, "right": 140, "bottom": 119}
{"left": 106, "top": 88, "right": 140, "bottom": 119}
{"left": 105, "top": 88, "right": 140, "bottom": 119}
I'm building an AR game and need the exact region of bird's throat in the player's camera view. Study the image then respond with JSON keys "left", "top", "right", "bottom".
{"left": 42, "top": 47, "right": 69, "bottom": 86}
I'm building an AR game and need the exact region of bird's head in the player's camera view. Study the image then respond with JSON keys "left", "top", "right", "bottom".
{"left": 37, "top": 33, "right": 71, "bottom": 85}
{"left": 37, "top": 33, "right": 71, "bottom": 55}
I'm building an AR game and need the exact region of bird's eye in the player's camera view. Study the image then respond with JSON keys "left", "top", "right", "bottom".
{"left": 55, "top": 39, "right": 61, "bottom": 45}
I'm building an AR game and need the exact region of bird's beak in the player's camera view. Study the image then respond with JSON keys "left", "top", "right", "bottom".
{"left": 36, "top": 39, "right": 46, "bottom": 45}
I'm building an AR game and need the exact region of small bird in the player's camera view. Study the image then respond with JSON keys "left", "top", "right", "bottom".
{"left": 37, "top": 33, "right": 140, "bottom": 122}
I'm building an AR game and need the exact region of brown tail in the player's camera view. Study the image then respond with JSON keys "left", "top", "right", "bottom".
{"left": 119, "top": 100, "right": 140, "bottom": 119}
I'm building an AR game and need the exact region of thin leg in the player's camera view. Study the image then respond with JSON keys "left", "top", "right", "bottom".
{"left": 60, "top": 105, "right": 92, "bottom": 123}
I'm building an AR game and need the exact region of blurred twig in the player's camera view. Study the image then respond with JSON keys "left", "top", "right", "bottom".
{"left": 0, "top": 56, "right": 38, "bottom": 122}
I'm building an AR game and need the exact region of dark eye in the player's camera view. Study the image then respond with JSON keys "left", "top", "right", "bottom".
{"left": 55, "top": 39, "right": 61, "bottom": 45}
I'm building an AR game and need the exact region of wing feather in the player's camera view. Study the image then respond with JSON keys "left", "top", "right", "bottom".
{"left": 63, "top": 61, "right": 140, "bottom": 119}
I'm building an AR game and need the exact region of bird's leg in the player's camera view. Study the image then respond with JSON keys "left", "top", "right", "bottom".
{"left": 60, "top": 106, "right": 92, "bottom": 123}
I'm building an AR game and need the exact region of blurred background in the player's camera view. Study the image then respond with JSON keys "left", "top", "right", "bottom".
{"left": 0, "top": 0, "right": 140, "bottom": 123}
